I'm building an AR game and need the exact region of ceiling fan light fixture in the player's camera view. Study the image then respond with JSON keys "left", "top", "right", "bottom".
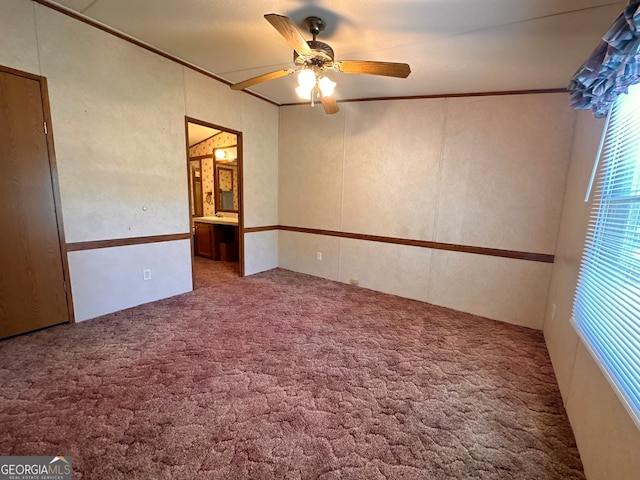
{"left": 295, "top": 85, "right": 313, "bottom": 99}
{"left": 297, "top": 69, "right": 316, "bottom": 89}
{"left": 230, "top": 14, "right": 411, "bottom": 115}
{"left": 318, "top": 76, "right": 336, "bottom": 97}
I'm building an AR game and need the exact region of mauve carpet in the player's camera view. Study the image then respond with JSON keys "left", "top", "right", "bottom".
{"left": 0, "top": 257, "right": 584, "bottom": 479}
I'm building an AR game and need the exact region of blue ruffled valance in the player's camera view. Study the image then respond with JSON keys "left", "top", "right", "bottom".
{"left": 568, "top": 0, "right": 640, "bottom": 117}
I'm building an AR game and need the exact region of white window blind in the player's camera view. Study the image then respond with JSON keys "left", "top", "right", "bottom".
{"left": 573, "top": 84, "right": 640, "bottom": 426}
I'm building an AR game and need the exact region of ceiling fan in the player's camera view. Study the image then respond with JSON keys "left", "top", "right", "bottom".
{"left": 230, "top": 14, "right": 412, "bottom": 115}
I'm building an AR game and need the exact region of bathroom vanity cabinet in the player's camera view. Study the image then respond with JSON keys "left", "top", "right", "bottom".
{"left": 193, "top": 217, "right": 239, "bottom": 261}
{"left": 194, "top": 222, "right": 215, "bottom": 258}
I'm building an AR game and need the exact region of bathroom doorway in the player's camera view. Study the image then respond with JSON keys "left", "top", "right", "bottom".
{"left": 185, "top": 117, "right": 243, "bottom": 280}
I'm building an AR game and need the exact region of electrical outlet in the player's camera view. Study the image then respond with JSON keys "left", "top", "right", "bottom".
{"left": 316, "top": 251, "right": 322, "bottom": 261}
{"left": 143, "top": 269, "right": 151, "bottom": 281}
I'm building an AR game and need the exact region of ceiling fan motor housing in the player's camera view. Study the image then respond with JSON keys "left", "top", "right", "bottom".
{"left": 294, "top": 41, "right": 335, "bottom": 68}
{"left": 293, "top": 16, "right": 334, "bottom": 69}
{"left": 305, "top": 16, "right": 326, "bottom": 36}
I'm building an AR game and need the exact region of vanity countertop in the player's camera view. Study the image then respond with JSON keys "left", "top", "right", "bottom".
{"left": 194, "top": 216, "right": 238, "bottom": 226}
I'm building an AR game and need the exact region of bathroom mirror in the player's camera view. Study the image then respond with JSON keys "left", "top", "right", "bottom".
{"left": 215, "top": 165, "right": 238, "bottom": 213}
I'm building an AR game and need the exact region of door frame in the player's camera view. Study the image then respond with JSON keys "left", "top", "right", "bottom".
{"left": 184, "top": 117, "right": 244, "bottom": 277}
{"left": 1, "top": 64, "right": 74, "bottom": 324}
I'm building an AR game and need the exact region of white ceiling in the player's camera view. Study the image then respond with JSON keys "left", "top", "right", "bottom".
{"left": 45, "top": 0, "right": 624, "bottom": 105}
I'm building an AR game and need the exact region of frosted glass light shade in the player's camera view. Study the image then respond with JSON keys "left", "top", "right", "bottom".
{"left": 295, "top": 85, "right": 312, "bottom": 99}
{"left": 318, "top": 76, "right": 336, "bottom": 96}
{"left": 297, "top": 69, "right": 316, "bottom": 88}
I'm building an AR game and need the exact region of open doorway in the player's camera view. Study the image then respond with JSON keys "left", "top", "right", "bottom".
{"left": 185, "top": 117, "right": 243, "bottom": 280}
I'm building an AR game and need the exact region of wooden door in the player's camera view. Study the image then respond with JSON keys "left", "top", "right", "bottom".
{"left": 0, "top": 67, "right": 69, "bottom": 339}
{"left": 194, "top": 222, "right": 215, "bottom": 259}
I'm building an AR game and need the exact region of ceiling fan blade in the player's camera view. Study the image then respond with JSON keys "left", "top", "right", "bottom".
{"left": 320, "top": 95, "right": 339, "bottom": 115}
{"left": 264, "top": 14, "right": 313, "bottom": 56}
{"left": 335, "top": 60, "right": 411, "bottom": 78}
{"left": 230, "top": 68, "right": 294, "bottom": 91}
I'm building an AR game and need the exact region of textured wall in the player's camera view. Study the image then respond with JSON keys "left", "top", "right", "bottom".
{"left": 36, "top": 7, "right": 188, "bottom": 243}
{"left": 0, "top": 0, "right": 39, "bottom": 73}
{"left": 544, "top": 111, "right": 601, "bottom": 400}
{"left": 68, "top": 240, "right": 192, "bottom": 320}
{"left": 241, "top": 92, "right": 279, "bottom": 274}
{"left": 244, "top": 231, "right": 278, "bottom": 276}
{"left": 2, "top": 0, "right": 279, "bottom": 321}
{"left": 279, "top": 94, "right": 575, "bottom": 329}
{"left": 544, "top": 111, "right": 640, "bottom": 480}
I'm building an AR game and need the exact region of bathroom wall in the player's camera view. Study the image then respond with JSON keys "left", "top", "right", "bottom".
{"left": 189, "top": 131, "right": 239, "bottom": 215}
{"left": 189, "top": 133, "right": 238, "bottom": 217}
{"left": 1, "top": 0, "right": 279, "bottom": 320}
{"left": 202, "top": 157, "right": 215, "bottom": 216}
{"left": 189, "top": 131, "right": 236, "bottom": 156}
{"left": 279, "top": 94, "right": 576, "bottom": 329}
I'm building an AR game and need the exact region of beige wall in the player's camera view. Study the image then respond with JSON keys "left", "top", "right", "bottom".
{"left": 279, "top": 94, "right": 575, "bottom": 329}
{"left": 1, "top": 0, "right": 279, "bottom": 320}
{"left": 0, "top": 0, "right": 39, "bottom": 73}
{"left": 544, "top": 111, "right": 640, "bottom": 479}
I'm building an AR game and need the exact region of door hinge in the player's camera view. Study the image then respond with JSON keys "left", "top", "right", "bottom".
{"left": 44, "top": 122, "right": 48, "bottom": 135}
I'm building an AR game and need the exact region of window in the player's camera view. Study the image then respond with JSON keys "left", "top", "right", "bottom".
{"left": 573, "top": 84, "right": 640, "bottom": 426}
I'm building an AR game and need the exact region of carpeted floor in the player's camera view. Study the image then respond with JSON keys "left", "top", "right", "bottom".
{"left": 0, "top": 257, "right": 584, "bottom": 479}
